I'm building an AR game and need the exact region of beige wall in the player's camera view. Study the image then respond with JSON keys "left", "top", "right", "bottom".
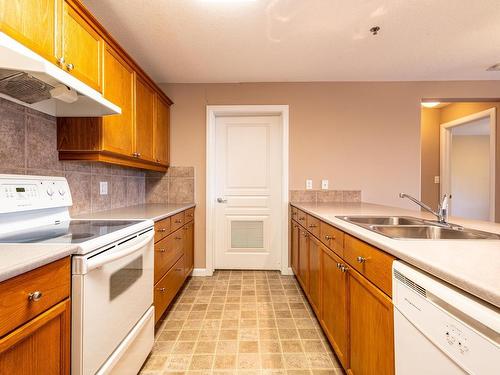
{"left": 161, "top": 81, "right": 500, "bottom": 269}
{"left": 420, "top": 101, "right": 500, "bottom": 221}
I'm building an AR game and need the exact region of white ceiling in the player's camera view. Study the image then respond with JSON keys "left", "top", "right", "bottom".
{"left": 83, "top": 0, "right": 500, "bottom": 83}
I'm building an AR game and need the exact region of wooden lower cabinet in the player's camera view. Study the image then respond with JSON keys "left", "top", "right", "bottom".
{"left": 289, "top": 207, "right": 395, "bottom": 375}
{"left": 308, "top": 235, "right": 321, "bottom": 315}
{"left": 290, "top": 222, "right": 300, "bottom": 275}
{"left": 297, "top": 227, "right": 309, "bottom": 290}
{"left": 348, "top": 268, "right": 394, "bottom": 375}
{"left": 183, "top": 220, "right": 194, "bottom": 276}
{"left": 320, "top": 246, "right": 349, "bottom": 369}
{"left": 0, "top": 299, "right": 70, "bottom": 375}
{"left": 153, "top": 207, "right": 195, "bottom": 323}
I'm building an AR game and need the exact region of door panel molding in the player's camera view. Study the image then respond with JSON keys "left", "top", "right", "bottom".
{"left": 206, "top": 105, "right": 289, "bottom": 275}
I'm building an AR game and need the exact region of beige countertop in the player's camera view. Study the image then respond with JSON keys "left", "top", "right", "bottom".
{"left": 291, "top": 202, "right": 500, "bottom": 308}
{"left": 0, "top": 203, "right": 195, "bottom": 283}
{"left": 75, "top": 203, "right": 196, "bottom": 222}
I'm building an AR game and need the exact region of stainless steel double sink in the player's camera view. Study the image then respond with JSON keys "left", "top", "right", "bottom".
{"left": 337, "top": 216, "right": 500, "bottom": 240}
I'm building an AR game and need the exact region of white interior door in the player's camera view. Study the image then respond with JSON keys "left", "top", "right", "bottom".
{"left": 214, "top": 115, "right": 282, "bottom": 269}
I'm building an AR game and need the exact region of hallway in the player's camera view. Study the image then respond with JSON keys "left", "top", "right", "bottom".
{"left": 140, "top": 270, "right": 344, "bottom": 374}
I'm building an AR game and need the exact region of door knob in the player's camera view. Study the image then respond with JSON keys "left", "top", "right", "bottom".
{"left": 217, "top": 198, "right": 227, "bottom": 203}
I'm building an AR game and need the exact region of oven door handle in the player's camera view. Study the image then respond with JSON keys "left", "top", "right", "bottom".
{"left": 85, "top": 232, "right": 153, "bottom": 272}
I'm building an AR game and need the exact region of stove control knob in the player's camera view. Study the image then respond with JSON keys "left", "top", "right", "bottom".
{"left": 46, "top": 187, "right": 54, "bottom": 196}
{"left": 58, "top": 188, "right": 66, "bottom": 196}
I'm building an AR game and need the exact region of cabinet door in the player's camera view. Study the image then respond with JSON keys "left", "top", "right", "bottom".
{"left": 61, "top": 0, "right": 103, "bottom": 91}
{"left": 0, "top": 0, "right": 60, "bottom": 64}
{"left": 154, "top": 95, "right": 170, "bottom": 165}
{"left": 297, "top": 227, "right": 309, "bottom": 291}
{"left": 135, "top": 76, "right": 155, "bottom": 162}
{"left": 308, "top": 236, "right": 321, "bottom": 314}
{"left": 348, "top": 268, "right": 394, "bottom": 375}
{"left": 290, "top": 221, "right": 300, "bottom": 275}
{"left": 321, "top": 247, "right": 349, "bottom": 369}
{"left": 183, "top": 220, "right": 194, "bottom": 276}
{"left": 0, "top": 299, "right": 70, "bottom": 375}
{"left": 102, "top": 45, "right": 135, "bottom": 156}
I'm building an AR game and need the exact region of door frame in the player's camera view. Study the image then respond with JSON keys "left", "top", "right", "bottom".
{"left": 440, "top": 107, "right": 496, "bottom": 221}
{"left": 206, "top": 105, "right": 290, "bottom": 276}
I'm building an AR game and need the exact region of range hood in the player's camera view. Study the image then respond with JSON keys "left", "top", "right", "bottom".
{"left": 0, "top": 32, "right": 121, "bottom": 117}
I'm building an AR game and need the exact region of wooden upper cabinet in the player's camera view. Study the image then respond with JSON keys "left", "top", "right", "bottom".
{"left": 102, "top": 45, "right": 135, "bottom": 156}
{"left": 154, "top": 94, "right": 170, "bottom": 166}
{"left": 0, "top": 0, "right": 60, "bottom": 64}
{"left": 61, "top": 0, "right": 103, "bottom": 91}
{"left": 135, "top": 76, "right": 155, "bottom": 162}
{"left": 348, "top": 267, "right": 394, "bottom": 375}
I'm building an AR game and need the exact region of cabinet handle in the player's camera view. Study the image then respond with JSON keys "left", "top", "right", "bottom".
{"left": 298, "top": 217, "right": 305, "bottom": 221}
{"left": 340, "top": 265, "right": 349, "bottom": 273}
{"left": 302, "top": 233, "right": 309, "bottom": 238}
{"left": 175, "top": 236, "right": 182, "bottom": 240}
{"left": 336, "top": 263, "right": 342, "bottom": 269}
{"left": 158, "top": 248, "right": 166, "bottom": 253}
{"left": 28, "top": 291, "right": 43, "bottom": 302}
{"left": 158, "top": 287, "right": 166, "bottom": 292}
{"left": 136, "top": 152, "right": 141, "bottom": 157}
{"left": 174, "top": 219, "right": 182, "bottom": 224}
{"left": 356, "top": 256, "right": 366, "bottom": 263}
{"left": 157, "top": 228, "right": 166, "bottom": 232}
{"left": 308, "top": 224, "right": 317, "bottom": 228}
{"left": 175, "top": 268, "right": 183, "bottom": 272}
{"left": 66, "top": 63, "right": 74, "bottom": 71}
{"left": 324, "top": 235, "right": 334, "bottom": 240}
{"left": 57, "top": 57, "right": 65, "bottom": 66}
{"left": 291, "top": 212, "right": 297, "bottom": 216}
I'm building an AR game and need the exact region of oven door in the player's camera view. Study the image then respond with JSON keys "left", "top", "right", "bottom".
{"left": 72, "top": 229, "right": 154, "bottom": 375}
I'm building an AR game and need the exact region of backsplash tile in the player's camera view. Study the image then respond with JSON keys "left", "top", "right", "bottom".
{"left": 0, "top": 97, "right": 146, "bottom": 216}
{"left": 290, "top": 189, "right": 362, "bottom": 203}
{"left": 146, "top": 167, "right": 195, "bottom": 204}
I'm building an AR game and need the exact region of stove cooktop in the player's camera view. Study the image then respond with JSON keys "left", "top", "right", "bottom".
{"left": 0, "top": 220, "right": 144, "bottom": 244}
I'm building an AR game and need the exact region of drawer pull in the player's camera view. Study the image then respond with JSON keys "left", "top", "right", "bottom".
{"left": 28, "top": 291, "right": 43, "bottom": 302}
{"left": 336, "top": 263, "right": 342, "bottom": 269}
{"left": 175, "top": 268, "right": 183, "bottom": 272}
{"left": 291, "top": 212, "right": 297, "bottom": 216}
{"left": 157, "top": 228, "right": 166, "bottom": 233}
{"left": 187, "top": 214, "right": 193, "bottom": 217}
{"left": 66, "top": 63, "right": 74, "bottom": 71}
{"left": 158, "top": 248, "right": 166, "bottom": 253}
{"left": 308, "top": 224, "right": 318, "bottom": 228}
{"left": 175, "top": 236, "right": 182, "bottom": 240}
{"left": 340, "top": 264, "right": 349, "bottom": 273}
{"left": 158, "top": 287, "right": 166, "bottom": 292}
{"left": 325, "top": 235, "right": 334, "bottom": 240}
{"left": 356, "top": 256, "right": 366, "bottom": 263}
{"left": 298, "top": 217, "right": 305, "bottom": 221}
{"left": 174, "top": 219, "right": 183, "bottom": 224}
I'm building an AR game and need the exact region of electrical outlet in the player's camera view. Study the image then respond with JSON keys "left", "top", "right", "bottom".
{"left": 321, "top": 179, "right": 329, "bottom": 190}
{"left": 306, "top": 179, "right": 313, "bottom": 190}
{"left": 99, "top": 181, "right": 108, "bottom": 195}
{"left": 434, "top": 176, "right": 440, "bottom": 184}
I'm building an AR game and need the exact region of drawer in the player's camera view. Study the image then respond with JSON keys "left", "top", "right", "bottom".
{"left": 306, "top": 214, "right": 320, "bottom": 238}
{"left": 344, "top": 234, "right": 394, "bottom": 296}
{"left": 290, "top": 206, "right": 299, "bottom": 222}
{"left": 170, "top": 211, "right": 185, "bottom": 232}
{"left": 184, "top": 207, "right": 195, "bottom": 223}
{"left": 319, "top": 221, "right": 344, "bottom": 257}
{"left": 296, "top": 209, "right": 307, "bottom": 226}
{"left": 154, "top": 255, "right": 185, "bottom": 323}
{"left": 154, "top": 229, "right": 184, "bottom": 283}
{"left": 0, "top": 257, "right": 70, "bottom": 337}
{"left": 154, "top": 216, "right": 171, "bottom": 243}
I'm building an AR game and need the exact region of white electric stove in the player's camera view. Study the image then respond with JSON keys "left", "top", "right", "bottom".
{"left": 0, "top": 174, "right": 155, "bottom": 375}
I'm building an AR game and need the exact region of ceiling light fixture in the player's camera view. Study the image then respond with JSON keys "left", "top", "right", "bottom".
{"left": 421, "top": 102, "right": 441, "bottom": 108}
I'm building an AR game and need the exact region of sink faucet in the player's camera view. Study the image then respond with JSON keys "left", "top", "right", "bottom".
{"left": 399, "top": 193, "right": 450, "bottom": 224}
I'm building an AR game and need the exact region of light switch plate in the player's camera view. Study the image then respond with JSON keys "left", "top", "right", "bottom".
{"left": 434, "top": 176, "right": 440, "bottom": 184}
{"left": 100, "top": 181, "right": 108, "bottom": 195}
{"left": 306, "top": 179, "right": 313, "bottom": 190}
{"left": 321, "top": 179, "right": 329, "bottom": 190}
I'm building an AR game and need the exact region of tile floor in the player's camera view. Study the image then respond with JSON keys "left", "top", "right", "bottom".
{"left": 140, "top": 270, "right": 345, "bottom": 375}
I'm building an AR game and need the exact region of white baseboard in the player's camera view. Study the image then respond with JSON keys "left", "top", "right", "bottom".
{"left": 191, "top": 268, "right": 212, "bottom": 277}
{"left": 281, "top": 267, "right": 294, "bottom": 276}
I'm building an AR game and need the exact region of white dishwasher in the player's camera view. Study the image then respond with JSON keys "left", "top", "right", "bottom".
{"left": 392, "top": 261, "right": 499, "bottom": 375}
